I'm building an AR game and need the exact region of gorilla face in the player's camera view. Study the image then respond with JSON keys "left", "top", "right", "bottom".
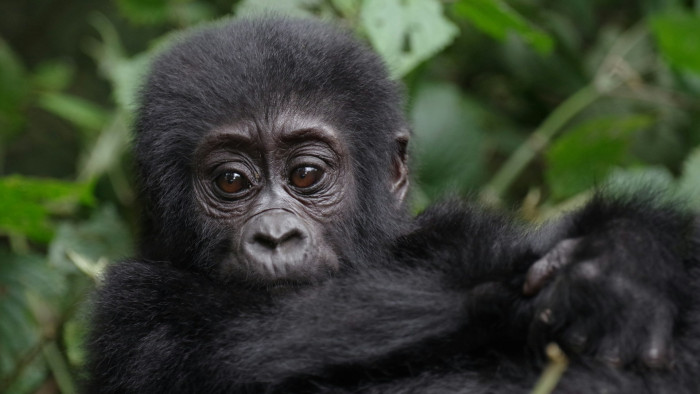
{"left": 134, "top": 18, "right": 411, "bottom": 286}
{"left": 192, "top": 114, "right": 355, "bottom": 283}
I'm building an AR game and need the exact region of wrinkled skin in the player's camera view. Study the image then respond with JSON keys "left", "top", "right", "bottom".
{"left": 192, "top": 118, "right": 354, "bottom": 283}
{"left": 87, "top": 18, "right": 700, "bottom": 393}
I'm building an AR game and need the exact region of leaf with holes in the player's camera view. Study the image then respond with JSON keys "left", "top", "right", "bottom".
{"left": 361, "top": 0, "right": 458, "bottom": 78}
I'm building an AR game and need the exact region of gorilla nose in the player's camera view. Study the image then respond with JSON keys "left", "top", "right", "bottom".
{"left": 252, "top": 225, "right": 303, "bottom": 250}
{"left": 241, "top": 210, "right": 311, "bottom": 271}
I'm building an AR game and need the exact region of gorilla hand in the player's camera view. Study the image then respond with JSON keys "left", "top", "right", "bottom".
{"left": 523, "top": 199, "right": 694, "bottom": 369}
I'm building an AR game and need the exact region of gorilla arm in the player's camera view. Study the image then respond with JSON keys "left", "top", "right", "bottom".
{"left": 87, "top": 203, "right": 531, "bottom": 393}
{"left": 86, "top": 198, "right": 699, "bottom": 393}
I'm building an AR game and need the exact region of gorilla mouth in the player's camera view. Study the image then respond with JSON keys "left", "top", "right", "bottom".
{"left": 264, "top": 279, "right": 309, "bottom": 295}
{"left": 219, "top": 250, "right": 336, "bottom": 285}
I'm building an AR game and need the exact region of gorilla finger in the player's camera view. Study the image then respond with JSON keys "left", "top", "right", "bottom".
{"left": 538, "top": 308, "right": 556, "bottom": 325}
{"left": 570, "top": 260, "right": 601, "bottom": 281}
{"left": 560, "top": 326, "right": 589, "bottom": 354}
{"left": 642, "top": 307, "right": 674, "bottom": 369}
{"left": 527, "top": 308, "right": 559, "bottom": 351}
{"left": 524, "top": 238, "right": 582, "bottom": 295}
{"left": 596, "top": 334, "right": 637, "bottom": 369}
{"left": 597, "top": 344, "right": 624, "bottom": 368}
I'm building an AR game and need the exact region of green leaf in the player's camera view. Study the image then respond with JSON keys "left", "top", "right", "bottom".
{"left": 37, "top": 92, "right": 109, "bottom": 131}
{"left": 651, "top": 13, "right": 700, "bottom": 74}
{"left": 86, "top": 15, "right": 151, "bottom": 112}
{"left": 546, "top": 115, "right": 652, "bottom": 200}
{"left": 410, "top": 83, "right": 486, "bottom": 207}
{"left": 31, "top": 60, "right": 74, "bottom": 92}
{"left": 0, "top": 176, "right": 94, "bottom": 243}
{"left": 0, "top": 38, "right": 28, "bottom": 140}
{"left": 48, "top": 205, "right": 133, "bottom": 276}
{"left": 453, "top": 0, "right": 553, "bottom": 54}
{"left": 361, "top": 0, "right": 459, "bottom": 78}
{"left": 331, "top": 0, "right": 361, "bottom": 18}
{"left": 0, "top": 250, "right": 67, "bottom": 388}
{"left": 678, "top": 148, "right": 700, "bottom": 210}
{"left": 110, "top": 55, "right": 151, "bottom": 112}
{"left": 116, "top": 0, "right": 170, "bottom": 24}
{"left": 170, "top": 1, "right": 216, "bottom": 26}
{"left": 78, "top": 112, "right": 131, "bottom": 181}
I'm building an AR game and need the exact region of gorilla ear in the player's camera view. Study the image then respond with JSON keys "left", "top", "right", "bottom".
{"left": 391, "top": 130, "right": 410, "bottom": 203}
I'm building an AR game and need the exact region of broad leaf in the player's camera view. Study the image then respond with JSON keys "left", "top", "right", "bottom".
{"left": 37, "top": 92, "right": 109, "bottom": 132}
{"left": 0, "top": 38, "right": 28, "bottom": 140}
{"left": 0, "top": 176, "right": 94, "bottom": 243}
{"left": 651, "top": 13, "right": 700, "bottom": 74}
{"left": 546, "top": 115, "right": 652, "bottom": 200}
{"left": 361, "top": 0, "right": 458, "bottom": 78}
{"left": 453, "top": 0, "right": 553, "bottom": 54}
{"left": 410, "top": 82, "right": 486, "bottom": 207}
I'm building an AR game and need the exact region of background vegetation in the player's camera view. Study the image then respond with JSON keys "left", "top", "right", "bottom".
{"left": 1, "top": 0, "right": 699, "bottom": 392}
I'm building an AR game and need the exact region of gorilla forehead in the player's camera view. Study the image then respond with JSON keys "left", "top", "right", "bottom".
{"left": 139, "top": 18, "right": 405, "bottom": 149}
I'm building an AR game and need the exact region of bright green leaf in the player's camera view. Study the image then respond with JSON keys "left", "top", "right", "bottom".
{"left": 116, "top": 0, "right": 170, "bottom": 25}
{"left": 651, "top": 13, "right": 700, "bottom": 74}
{"left": 361, "top": 0, "right": 459, "bottom": 78}
{"left": 453, "top": 0, "right": 553, "bottom": 54}
{"left": 0, "top": 176, "right": 94, "bottom": 243}
{"left": 546, "top": 115, "right": 653, "bottom": 200}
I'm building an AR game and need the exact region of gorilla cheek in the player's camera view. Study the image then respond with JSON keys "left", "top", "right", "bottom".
{"left": 235, "top": 209, "right": 339, "bottom": 281}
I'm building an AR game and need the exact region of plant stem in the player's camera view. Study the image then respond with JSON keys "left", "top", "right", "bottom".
{"left": 43, "top": 341, "right": 77, "bottom": 394}
{"left": 480, "top": 84, "right": 601, "bottom": 205}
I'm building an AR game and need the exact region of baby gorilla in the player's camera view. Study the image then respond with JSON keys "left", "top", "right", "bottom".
{"left": 87, "top": 17, "right": 700, "bottom": 393}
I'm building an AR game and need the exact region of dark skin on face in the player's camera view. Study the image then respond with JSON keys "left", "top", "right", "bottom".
{"left": 193, "top": 114, "right": 355, "bottom": 283}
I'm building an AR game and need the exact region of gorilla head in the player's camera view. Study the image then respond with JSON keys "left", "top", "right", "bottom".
{"left": 135, "top": 18, "right": 410, "bottom": 285}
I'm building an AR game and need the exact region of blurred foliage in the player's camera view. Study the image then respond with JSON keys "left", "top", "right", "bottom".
{"left": 0, "top": 0, "right": 699, "bottom": 392}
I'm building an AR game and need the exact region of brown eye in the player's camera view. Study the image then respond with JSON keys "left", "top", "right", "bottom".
{"left": 290, "top": 166, "right": 322, "bottom": 189}
{"left": 215, "top": 171, "right": 250, "bottom": 194}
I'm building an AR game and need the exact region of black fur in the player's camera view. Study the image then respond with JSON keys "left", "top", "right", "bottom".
{"left": 87, "top": 18, "right": 700, "bottom": 393}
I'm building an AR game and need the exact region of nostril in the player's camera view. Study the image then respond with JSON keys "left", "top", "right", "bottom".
{"left": 253, "top": 233, "right": 279, "bottom": 249}
{"left": 252, "top": 229, "right": 304, "bottom": 250}
{"left": 278, "top": 229, "right": 303, "bottom": 244}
